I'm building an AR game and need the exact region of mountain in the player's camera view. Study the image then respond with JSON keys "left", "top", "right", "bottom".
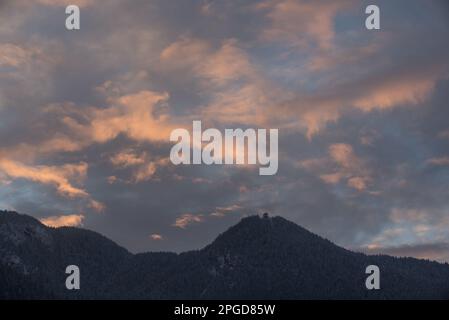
{"left": 1, "top": 210, "right": 449, "bottom": 299}
{"left": 0, "top": 211, "right": 130, "bottom": 299}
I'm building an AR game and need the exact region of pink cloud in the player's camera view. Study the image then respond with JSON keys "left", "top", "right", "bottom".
{"left": 40, "top": 214, "right": 85, "bottom": 228}
{"left": 172, "top": 213, "right": 204, "bottom": 229}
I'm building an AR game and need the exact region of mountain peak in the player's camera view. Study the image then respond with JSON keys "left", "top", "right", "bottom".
{"left": 0, "top": 210, "right": 42, "bottom": 226}
{"left": 204, "top": 214, "right": 338, "bottom": 259}
{"left": 0, "top": 210, "right": 52, "bottom": 247}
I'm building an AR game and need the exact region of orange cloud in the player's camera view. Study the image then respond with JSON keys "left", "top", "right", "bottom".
{"left": 3, "top": 89, "right": 177, "bottom": 164}
{"left": 258, "top": 0, "right": 354, "bottom": 50}
{"left": 329, "top": 143, "right": 357, "bottom": 169}
{"left": 319, "top": 172, "right": 343, "bottom": 185}
{"left": 133, "top": 162, "right": 157, "bottom": 183}
{"left": 160, "top": 37, "right": 211, "bottom": 69}
{"left": 88, "top": 200, "right": 105, "bottom": 213}
{"left": 352, "top": 75, "right": 436, "bottom": 112}
{"left": 161, "top": 37, "right": 280, "bottom": 126}
{"left": 88, "top": 91, "right": 174, "bottom": 143}
{"left": 0, "top": 159, "right": 88, "bottom": 198}
{"left": 0, "top": 43, "right": 31, "bottom": 67}
{"left": 210, "top": 204, "right": 242, "bottom": 217}
{"left": 197, "top": 39, "right": 255, "bottom": 85}
{"left": 202, "top": 83, "right": 274, "bottom": 125}
{"left": 328, "top": 144, "right": 370, "bottom": 191}
{"left": 279, "top": 64, "right": 444, "bottom": 139}
{"left": 161, "top": 37, "right": 255, "bottom": 86}
{"left": 172, "top": 213, "right": 204, "bottom": 229}
{"left": 347, "top": 176, "right": 367, "bottom": 191}
{"left": 109, "top": 150, "right": 169, "bottom": 183}
{"left": 40, "top": 214, "right": 85, "bottom": 228}
{"left": 0, "top": 158, "right": 104, "bottom": 212}
{"left": 110, "top": 150, "right": 146, "bottom": 168}
{"left": 107, "top": 176, "right": 118, "bottom": 184}
{"left": 301, "top": 143, "right": 372, "bottom": 192}
{"left": 41, "top": 91, "right": 175, "bottom": 149}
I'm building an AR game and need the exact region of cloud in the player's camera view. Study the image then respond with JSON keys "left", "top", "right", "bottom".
{"left": 150, "top": 234, "right": 163, "bottom": 241}
{"left": 160, "top": 37, "right": 212, "bottom": 76}
{"left": 0, "top": 85, "right": 177, "bottom": 214}
{"left": 390, "top": 208, "right": 428, "bottom": 223}
{"left": 361, "top": 242, "right": 449, "bottom": 263}
{"left": 0, "top": 43, "right": 33, "bottom": 68}
{"left": 319, "top": 172, "right": 343, "bottom": 185}
{"left": 160, "top": 37, "right": 281, "bottom": 126}
{"left": 0, "top": 158, "right": 105, "bottom": 212}
{"left": 35, "top": 0, "right": 93, "bottom": 8}
{"left": 7, "top": 90, "right": 177, "bottom": 160}
{"left": 83, "top": 90, "right": 175, "bottom": 143}
{"left": 88, "top": 200, "right": 105, "bottom": 213}
{"left": 110, "top": 150, "right": 147, "bottom": 168}
{"left": 133, "top": 162, "right": 158, "bottom": 183}
{"left": 161, "top": 37, "right": 255, "bottom": 85}
{"left": 257, "top": 0, "right": 354, "bottom": 50}
{"left": 352, "top": 72, "right": 438, "bottom": 113}
{"left": 202, "top": 82, "right": 276, "bottom": 126}
{"left": 40, "top": 214, "right": 85, "bottom": 228}
{"left": 300, "top": 143, "right": 371, "bottom": 192}
{"left": 210, "top": 204, "right": 243, "bottom": 217}
{"left": 359, "top": 129, "right": 380, "bottom": 146}
{"left": 357, "top": 206, "right": 449, "bottom": 262}
{"left": 0, "top": 159, "right": 88, "bottom": 198}
{"left": 278, "top": 62, "right": 446, "bottom": 139}
{"left": 107, "top": 176, "right": 117, "bottom": 184}
{"left": 427, "top": 156, "right": 449, "bottom": 166}
{"left": 347, "top": 176, "right": 367, "bottom": 191}
{"left": 109, "top": 149, "right": 169, "bottom": 183}
{"left": 306, "top": 41, "right": 382, "bottom": 72}
{"left": 173, "top": 213, "right": 204, "bottom": 229}
{"left": 0, "top": 40, "right": 63, "bottom": 106}
{"left": 329, "top": 143, "right": 358, "bottom": 169}
{"left": 196, "top": 39, "right": 255, "bottom": 85}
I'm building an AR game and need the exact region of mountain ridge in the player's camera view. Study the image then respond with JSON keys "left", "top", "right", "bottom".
{"left": 1, "top": 210, "right": 449, "bottom": 299}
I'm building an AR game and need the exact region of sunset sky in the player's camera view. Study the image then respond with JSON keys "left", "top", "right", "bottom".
{"left": 1, "top": 0, "right": 449, "bottom": 261}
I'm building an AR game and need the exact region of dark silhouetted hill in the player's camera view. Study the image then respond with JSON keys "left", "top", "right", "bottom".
{"left": 1, "top": 210, "right": 449, "bottom": 299}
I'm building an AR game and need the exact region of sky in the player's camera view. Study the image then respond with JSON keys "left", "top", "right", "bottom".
{"left": 1, "top": 0, "right": 449, "bottom": 262}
